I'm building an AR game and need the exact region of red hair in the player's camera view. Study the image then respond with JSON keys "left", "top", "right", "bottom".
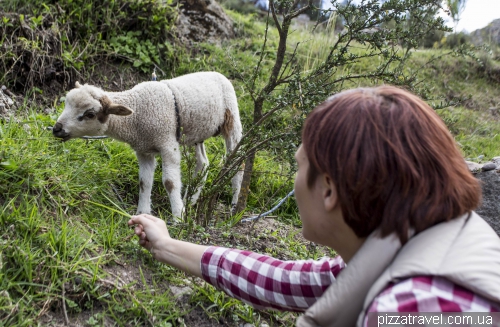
{"left": 302, "top": 86, "right": 481, "bottom": 243}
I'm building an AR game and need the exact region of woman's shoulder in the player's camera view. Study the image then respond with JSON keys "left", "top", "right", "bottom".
{"left": 367, "top": 275, "right": 500, "bottom": 313}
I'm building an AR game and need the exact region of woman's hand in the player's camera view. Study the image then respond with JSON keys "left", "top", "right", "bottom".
{"left": 128, "top": 214, "right": 170, "bottom": 254}
{"left": 127, "top": 213, "right": 208, "bottom": 278}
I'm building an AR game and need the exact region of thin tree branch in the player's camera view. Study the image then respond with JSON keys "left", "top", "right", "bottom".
{"left": 277, "top": 41, "right": 300, "bottom": 83}
{"left": 269, "top": 1, "right": 282, "bottom": 35}
{"left": 250, "top": 8, "right": 272, "bottom": 98}
{"left": 288, "top": 0, "right": 312, "bottom": 20}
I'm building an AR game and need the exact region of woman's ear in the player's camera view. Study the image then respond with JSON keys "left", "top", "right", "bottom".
{"left": 321, "top": 174, "right": 338, "bottom": 212}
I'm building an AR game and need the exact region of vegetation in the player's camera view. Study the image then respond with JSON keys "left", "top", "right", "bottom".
{"left": 1, "top": 0, "right": 500, "bottom": 326}
{"left": 444, "top": 0, "right": 467, "bottom": 27}
{"left": 210, "top": 0, "right": 459, "bottom": 215}
{"left": 0, "top": 0, "right": 177, "bottom": 93}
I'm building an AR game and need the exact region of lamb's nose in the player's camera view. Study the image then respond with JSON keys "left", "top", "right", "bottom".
{"left": 52, "top": 122, "right": 70, "bottom": 140}
{"left": 52, "top": 122, "right": 63, "bottom": 134}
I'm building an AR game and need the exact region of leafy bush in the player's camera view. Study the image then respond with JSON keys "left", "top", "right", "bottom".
{"left": 0, "top": 0, "right": 177, "bottom": 91}
{"left": 220, "top": 0, "right": 261, "bottom": 15}
{"left": 442, "top": 32, "right": 471, "bottom": 48}
{"left": 420, "top": 29, "right": 445, "bottom": 48}
{"left": 109, "top": 31, "right": 174, "bottom": 72}
{"left": 4, "top": 0, "right": 176, "bottom": 42}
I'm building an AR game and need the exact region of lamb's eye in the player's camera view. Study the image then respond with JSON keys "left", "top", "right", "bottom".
{"left": 85, "top": 111, "right": 96, "bottom": 119}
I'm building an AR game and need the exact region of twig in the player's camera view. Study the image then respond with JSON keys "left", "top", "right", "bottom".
{"left": 110, "top": 184, "right": 125, "bottom": 208}
{"left": 105, "top": 270, "right": 127, "bottom": 286}
{"left": 3, "top": 302, "right": 19, "bottom": 322}
{"left": 74, "top": 35, "right": 93, "bottom": 61}
{"left": 61, "top": 282, "right": 70, "bottom": 326}
{"left": 36, "top": 297, "right": 53, "bottom": 320}
{"left": 80, "top": 267, "right": 125, "bottom": 290}
{"left": 152, "top": 63, "right": 166, "bottom": 78}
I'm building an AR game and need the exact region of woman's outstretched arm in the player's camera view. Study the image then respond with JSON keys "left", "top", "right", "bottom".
{"left": 128, "top": 214, "right": 346, "bottom": 311}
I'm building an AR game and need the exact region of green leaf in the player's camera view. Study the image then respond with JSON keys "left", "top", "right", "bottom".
{"left": 0, "top": 161, "right": 17, "bottom": 171}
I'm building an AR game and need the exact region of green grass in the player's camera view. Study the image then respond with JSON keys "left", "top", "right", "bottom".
{"left": 2, "top": 5, "right": 500, "bottom": 326}
{"left": 0, "top": 104, "right": 309, "bottom": 326}
{"left": 0, "top": 108, "right": 184, "bottom": 325}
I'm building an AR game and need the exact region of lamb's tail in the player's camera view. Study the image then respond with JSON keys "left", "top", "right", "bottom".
{"left": 221, "top": 109, "right": 235, "bottom": 139}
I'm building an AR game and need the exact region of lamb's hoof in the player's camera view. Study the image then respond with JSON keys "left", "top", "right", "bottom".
{"left": 230, "top": 204, "right": 237, "bottom": 215}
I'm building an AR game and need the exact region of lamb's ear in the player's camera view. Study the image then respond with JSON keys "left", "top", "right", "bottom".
{"left": 99, "top": 95, "right": 134, "bottom": 116}
{"left": 107, "top": 104, "right": 134, "bottom": 116}
{"left": 75, "top": 81, "right": 82, "bottom": 88}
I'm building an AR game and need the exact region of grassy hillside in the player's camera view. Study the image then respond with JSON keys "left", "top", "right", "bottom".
{"left": 1, "top": 5, "right": 500, "bottom": 327}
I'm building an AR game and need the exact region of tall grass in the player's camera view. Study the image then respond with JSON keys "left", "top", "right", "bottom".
{"left": 288, "top": 13, "right": 340, "bottom": 74}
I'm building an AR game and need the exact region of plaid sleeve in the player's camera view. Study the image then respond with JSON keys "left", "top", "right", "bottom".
{"left": 200, "top": 246, "right": 345, "bottom": 312}
{"left": 366, "top": 276, "right": 500, "bottom": 315}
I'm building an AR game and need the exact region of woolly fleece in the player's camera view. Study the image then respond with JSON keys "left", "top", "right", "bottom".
{"left": 54, "top": 72, "right": 243, "bottom": 219}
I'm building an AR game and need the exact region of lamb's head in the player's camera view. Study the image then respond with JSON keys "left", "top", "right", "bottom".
{"left": 52, "top": 82, "right": 133, "bottom": 141}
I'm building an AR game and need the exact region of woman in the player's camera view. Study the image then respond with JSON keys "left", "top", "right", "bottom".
{"left": 128, "top": 86, "right": 500, "bottom": 326}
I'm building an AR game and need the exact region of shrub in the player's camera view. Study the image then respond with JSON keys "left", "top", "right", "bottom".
{"left": 444, "top": 32, "right": 471, "bottom": 48}
{"left": 420, "top": 29, "right": 445, "bottom": 48}
{"left": 220, "top": 0, "right": 261, "bottom": 14}
{"left": 0, "top": 0, "right": 177, "bottom": 92}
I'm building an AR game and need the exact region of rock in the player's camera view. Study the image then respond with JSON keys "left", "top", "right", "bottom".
{"left": 481, "top": 162, "right": 497, "bottom": 171}
{"left": 43, "top": 107, "right": 55, "bottom": 115}
{"left": 471, "top": 18, "right": 500, "bottom": 46}
{"left": 0, "top": 290, "right": 12, "bottom": 307}
{"left": 474, "top": 170, "right": 500, "bottom": 236}
{"left": 492, "top": 157, "right": 500, "bottom": 166}
{"left": 169, "top": 285, "right": 192, "bottom": 298}
{"left": 466, "top": 160, "right": 483, "bottom": 173}
{"left": 175, "top": 0, "right": 235, "bottom": 45}
{"left": 1, "top": 88, "right": 15, "bottom": 101}
{"left": 0, "top": 86, "right": 15, "bottom": 117}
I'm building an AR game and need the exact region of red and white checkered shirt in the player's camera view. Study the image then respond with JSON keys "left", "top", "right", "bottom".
{"left": 200, "top": 246, "right": 499, "bottom": 319}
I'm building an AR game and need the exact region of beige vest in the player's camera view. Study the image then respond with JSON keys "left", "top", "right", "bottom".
{"left": 296, "top": 212, "right": 500, "bottom": 327}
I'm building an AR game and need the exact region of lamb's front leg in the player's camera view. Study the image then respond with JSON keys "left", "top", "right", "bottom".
{"left": 160, "top": 146, "right": 184, "bottom": 221}
{"left": 136, "top": 152, "right": 156, "bottom": 215}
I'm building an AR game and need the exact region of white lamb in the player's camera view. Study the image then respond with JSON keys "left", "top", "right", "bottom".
{"left": 52, "top": 71, "right": 243, "bottom": 219}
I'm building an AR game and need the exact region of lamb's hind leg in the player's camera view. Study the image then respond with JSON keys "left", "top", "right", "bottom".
{"left": 230, "top": 161, "right": 243, "bottom": 209}
{"left": 224, "top": 129, "right": 243, "bottom": 210}
{"left": 136, "top": 152, "right": 156, "bottom": 215}
{"left": 190, "top": 142, "right": 209, "bottom": 204}
{"left": 160, "top": 145, "right": 184, "bottom": 221}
